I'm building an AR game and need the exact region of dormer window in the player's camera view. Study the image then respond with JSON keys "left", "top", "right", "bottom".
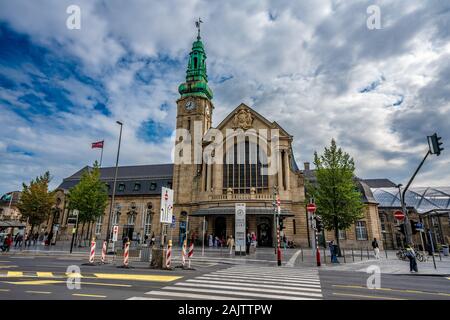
{"left": 167, "top": 181, "right": 172, "bottom": 189}
{"left": 150, "top": 182, "right": 157, "bottom": 191}
{"left": 134, "top": 183, "right": 141, "bottom": 191}
{"left": 118, "top": 183, "right": 125, "bottom": 192}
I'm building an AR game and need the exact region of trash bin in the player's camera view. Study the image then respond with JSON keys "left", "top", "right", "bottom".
{"left": 140, "top": 245, "right": 151, "bottom": 262}
{"left": 442, "top": 245, "right": 449, "bottom": 256}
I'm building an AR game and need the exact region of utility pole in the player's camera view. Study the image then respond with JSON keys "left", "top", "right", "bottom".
{"left": 399, "top": 133, "right": 444, "bottom": 245}
{"left": 106, "top": 121, "right": 123, "bottom": 253}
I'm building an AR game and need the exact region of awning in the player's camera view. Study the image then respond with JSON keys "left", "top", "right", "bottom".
{"left": 0, "top": 221, "right": 26, "bottom": 228}
{"left": 190, "top": 206, "right": 295, "bottom": 217}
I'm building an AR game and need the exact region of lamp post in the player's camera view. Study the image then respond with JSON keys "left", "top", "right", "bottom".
{"left": 106, "top": 121, "right": 123, "bottom": 253}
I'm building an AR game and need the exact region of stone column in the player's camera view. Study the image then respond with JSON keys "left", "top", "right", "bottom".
{"left": 284, "top": 150, "right": 290, "bottom": 190}
{"left": 206, "top": 164, "right": 212, "bottom": 192}
{"left": 277, "top": 149, "right": 283, "bottom": 190}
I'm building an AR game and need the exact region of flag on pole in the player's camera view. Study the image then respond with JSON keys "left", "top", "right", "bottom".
{"left": 92, "top": 140, "right": 104, "bottom": 149}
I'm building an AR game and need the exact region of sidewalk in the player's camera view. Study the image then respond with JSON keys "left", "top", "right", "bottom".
{"left": 319, "top": 252, "right": 450, "bottom": 275}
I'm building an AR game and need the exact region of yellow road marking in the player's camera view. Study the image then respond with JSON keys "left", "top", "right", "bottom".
{"left": 93, "top": 273, "right": 182, "bottom": 282}
{"left": 72, "top": 293, "right": 106, "bottom": 298}
{"left": 3, "top": 279, "right": 132, "bottom": 287}
{"left": 7, "top": 272, "right": 23, "bottom": 277}
{"left": 332, "top": 285, "right": 450, "bottom": 297}
{"left": 66, "top": 272, "right": 83, "bottom": 278}
{"left": 4, "top": 280, "right": 62, "bottom": 285}
{"left": 0, "top": 265, "right": 18, "bottom": 269}
{"left": 37, "top": 272, "right": 54, "bottom": 278}
{"left": 333, "top": 292, "right": 406, "bottom": 300}
{"left": 25, "top": 291, "right": 51, "bottom": 294}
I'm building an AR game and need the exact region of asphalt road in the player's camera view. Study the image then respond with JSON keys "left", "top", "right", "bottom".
{"left": 0, "top": 254, "right": 449, "bottom": 300}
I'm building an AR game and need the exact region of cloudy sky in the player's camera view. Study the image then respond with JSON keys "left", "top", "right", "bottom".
{"left": 0, "top": 0, "right": 449, "bottom": 195}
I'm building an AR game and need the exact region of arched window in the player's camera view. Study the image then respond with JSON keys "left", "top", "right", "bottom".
{"left": 223, "top": 137, "right": 268, "bottom": 193}
{"left": 193, "top": 57, "right": 198, "bottom": 69}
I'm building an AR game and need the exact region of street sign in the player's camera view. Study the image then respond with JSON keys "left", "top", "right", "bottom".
{"left": 171, "top": 215, "right": 176, "bottom": 228}
{"left": 112, "top": 225, "right": 119, "bottom": 242}
{"left": 394, "top": 210, "right": 405, "bottom": 221}
{"left": 160, "top": 187, "right": 174, "bottom": 224}
{"left": 235, "top": 203, "right": 246, "bottom": 254}
{"left": 306, "top": 203, "right": 317, "bottom": 213}
{"left": 415, "top": 222, "right": 424, "bottom": 232}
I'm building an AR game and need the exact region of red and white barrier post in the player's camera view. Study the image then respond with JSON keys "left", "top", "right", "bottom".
{"left": 101, "top": 240, "right": 107, "bottom": 264}
{"left": 89, "top": 237, "right": 96, "bottom": 264}
{"left": 165, "top": 240, "right": 172, "bottom": 269}
{"left": 123, "top": 241, "right": 130, "bottom": 268}
{"left": 188, "top": 242, "right": 194, "bottom": 269}
{"left": 182, "top": 240, "right": 187, "bottom": 267}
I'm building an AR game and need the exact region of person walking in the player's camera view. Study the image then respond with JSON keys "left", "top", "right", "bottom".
{"left": 282, "top": 234, "right": 287, "bottom": 250}
{"left": 372, "top": 238, "right": 380, "bottom": 259}
{"left": 227, "top": 236, "right": 235, "bottom": 255}
{"left": 208, "top": 234, "right": 213, "bottom": 247}
{"left": 246, "top": 232, "right": 251, "bottom": 254}
{"left": 2, "top": 234, "right": 12, "bottom": 252}
{"left": 329, "top": 240, "right": 339, "bottom": 263}
{"left": 406, "top": 245, "right": 418, "bottom": 273}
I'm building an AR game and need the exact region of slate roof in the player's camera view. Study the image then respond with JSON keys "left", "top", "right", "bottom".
{"left": 362, "top": 178, "right": 397, "bottom": 188}
{"left": 58, "top": 164, "right": 174, "bottom": 196}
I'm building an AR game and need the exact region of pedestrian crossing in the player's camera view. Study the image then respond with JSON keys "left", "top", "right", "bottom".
{"left": 127, "top": 265, "right": 323, "bottom": 300}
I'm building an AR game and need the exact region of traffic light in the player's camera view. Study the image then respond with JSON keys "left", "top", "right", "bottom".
{"left": 396, "top": 224, "right": 405, "bottom": 235}
{"left": 315, "top": 216, "right": 324, "bottom": 233}
{"left": 279, "top": 216, "right": 285, "bottom": 230}
{"left": 410, "top": 220, "right": 418, "bottom": 234}
{"left": 428, "top": 133, "right": 444, "bottom": 156}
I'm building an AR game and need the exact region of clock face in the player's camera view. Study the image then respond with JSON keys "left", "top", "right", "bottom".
{"left": 185, "top": 101, "right": 195, "bottom": 111}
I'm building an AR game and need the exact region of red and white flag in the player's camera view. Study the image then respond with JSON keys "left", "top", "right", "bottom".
{"left": 91, "top": 140, "right": 104, "bottom": 149}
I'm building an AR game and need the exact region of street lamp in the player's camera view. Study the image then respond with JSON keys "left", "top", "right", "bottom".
{"left": 106, "top": 121, "right": 123, "bottom": 253}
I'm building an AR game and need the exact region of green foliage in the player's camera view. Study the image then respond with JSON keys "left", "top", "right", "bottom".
{"left": 307, "top": 139, "right": 364, "bottom": 242}
{"left": 67, "top": 161, "right": 108, "bottom": 224}
{"left": 17, "top": 171, "right": 56, "bottom": 226}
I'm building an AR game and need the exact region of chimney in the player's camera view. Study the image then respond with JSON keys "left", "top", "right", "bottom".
{"left": 304, "top": 162, "right": 310, "bottom": 171}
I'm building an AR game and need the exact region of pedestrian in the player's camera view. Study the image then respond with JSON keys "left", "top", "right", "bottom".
{"left": 406, "top": 245, "right": 418, "bottom": 273}
{"left": 227, "top": 236, "right": 235, "bottom": 255}
{"left": 33, "top": 232, "right": 39, "bottom": 246}
{"left": 283, "top": 234, "right": 287, "bottom": 250}
{"left": 122, "top": 235, "right": 129, "bottom": 249}
{"left": 329, "top": 240, "right": 339, "bottom": 263}
{"left": 372, "top": 238, "right": 380, "bottom": 259}
{"left": 150, "top": 233, "right": 155, "bottom": 246}
{"left": 246, "top": 232, "right": 251, "bottom": 254}
{"left": 208, "top": 234, "right": 213, "bottom": 247}
{"left": 14, "top": 233, "right": 19, "bottom": 247}
{"left": 1, "top": 234, "right": 12, "bottom": 252}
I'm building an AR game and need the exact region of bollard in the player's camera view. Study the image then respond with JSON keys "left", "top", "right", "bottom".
{"left": 301, "top": 247, "right": 304, "bottom": 262}
{"left": 343, "top": 249, "right": 346, "bottom": 263}
{"left": 165, "top": 240, "right": 172, "bottom": 269}
{"left": 89, "top": 237, "right": 96, "bottom": 264}
{"left": 123, "top": 241, "right": 130, "bottom": 268}
{"left": 352, "top": 248, "right": 354, "bottom": 262}
{"left": 101, "top": 240, "right": 107, "bottom": 264}
{"left": 367, "top": 248, "right": 370, "bottom": 260}
{"left": 181, "top": 240, "right": 187, "bottom": 267}
{"left": 360, "top": 248, "right": 363, "bottom": 260}
{"left": 385, "top": 249, "right": 388, "bottom": 259}
{"left": 188, "top": 241, "right": 194, "bottom": 269}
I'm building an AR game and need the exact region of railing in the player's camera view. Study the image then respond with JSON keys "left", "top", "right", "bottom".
{"left": 208, "top": 193, "right": 274, "bottom": 201}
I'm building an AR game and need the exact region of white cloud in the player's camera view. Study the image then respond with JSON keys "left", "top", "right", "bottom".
{"left": 0, "top": 0, "right": 449, "bottom": 194}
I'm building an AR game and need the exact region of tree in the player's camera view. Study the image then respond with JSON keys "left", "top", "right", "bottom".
{"left": 17, "top": 172, "right": 56, "bottom": 233}
{"left": 67, "top": 161, "right": 108, "bottom": 243}
{"left": 307, "top": 139, "right": 364, "bottom": 250}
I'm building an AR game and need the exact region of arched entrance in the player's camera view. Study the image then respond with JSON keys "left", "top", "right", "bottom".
{"left": 214, "top": 216, "right": 226, "bottom": 239}
{"left": 257, "top": 217, "right": 272, "bottom": 247}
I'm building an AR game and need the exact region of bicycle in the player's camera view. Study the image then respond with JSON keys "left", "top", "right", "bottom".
{"left": 396, "top": 249, "right": 407, "bottom": 260}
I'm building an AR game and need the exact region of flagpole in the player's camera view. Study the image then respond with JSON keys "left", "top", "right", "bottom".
{"left": 99, "top": 140, "right": 104, "bottom": 167}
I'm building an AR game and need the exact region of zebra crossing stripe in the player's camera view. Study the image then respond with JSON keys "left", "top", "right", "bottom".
{"left": 195, "top": 276, "right": 321, "bottom": 288}
{"left": 208, "top": 273, "right": 320, "bottom": 283}
{"left": 212, "top": 272, "right": 320, "bottom": 280}
{"left": 162, "top": 286, "right": 320, "bottom": 300}
{"left": 173, "top": 282, "right": 323, "bottom": 298}
{"left": 185, "top": 279, "right": 322, "bottom": 292}
{"left": 214, "top": 269, "right": 319, "bottom": 277}
{"left": 144, "top": 290, "right": 246, "bottom": 300}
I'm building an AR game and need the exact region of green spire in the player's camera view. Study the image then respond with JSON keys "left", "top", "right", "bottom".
{"left": 178, "top": 19, "right": 213, "bottom": 100}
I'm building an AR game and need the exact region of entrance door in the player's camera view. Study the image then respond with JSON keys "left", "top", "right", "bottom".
{"left": 214, "top": 216, "right": 226, "bottom": 240}
{"left": 122, "top": 226, "right": 134, "bottom": 240}
{"left": 257, "top": 219, "right": 272, "bottom": 247}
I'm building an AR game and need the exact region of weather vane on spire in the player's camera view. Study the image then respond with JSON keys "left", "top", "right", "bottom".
{"left": 195, "top": 17, "right": 203, "bottom": 40}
